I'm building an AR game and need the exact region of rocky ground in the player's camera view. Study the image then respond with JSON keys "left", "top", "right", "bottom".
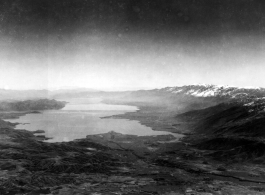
{"left": 1, "top": 111, "right": 265, "bottom": 195}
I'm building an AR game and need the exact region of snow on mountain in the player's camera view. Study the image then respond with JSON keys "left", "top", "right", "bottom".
{"left": 161, "top": 84, "right": 265, "bottom": 98}
{"left": 158, "top": 84, "right": 265, "bottom": 113}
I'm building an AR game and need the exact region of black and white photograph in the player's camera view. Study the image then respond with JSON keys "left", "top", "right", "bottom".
{"left": 0, "top": 0, "right": 265, "bottom": 194}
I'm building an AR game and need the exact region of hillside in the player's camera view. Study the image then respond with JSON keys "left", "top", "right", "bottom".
{"left": 0, "top": 99, "right": 66, "bottom": 111}
{"left": 173, "top": 101, "right": 265, "bottom": 162}
{"left": 1, "top": 85, "right": 265, "bottom": 194}
{"left": 104, "top": 85, "right": 265, "bottom": 163}
{"left": 104, "top": 85, "right": 265, "bottom": 113}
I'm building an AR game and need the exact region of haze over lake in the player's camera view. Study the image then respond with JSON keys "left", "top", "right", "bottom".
{"left": 5, "top": 98, "right": 177, "bottom": 142}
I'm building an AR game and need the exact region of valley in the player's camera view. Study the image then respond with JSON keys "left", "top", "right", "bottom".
{"left": 1, "top": 0, "right": 264, "bottom": 194}
{"left": 1, "top": 85, "right": 265, "bottom": 194}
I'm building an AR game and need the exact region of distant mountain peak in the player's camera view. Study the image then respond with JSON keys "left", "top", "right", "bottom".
{"left": 153, "top": 84, "right": 265, "bottom": 113}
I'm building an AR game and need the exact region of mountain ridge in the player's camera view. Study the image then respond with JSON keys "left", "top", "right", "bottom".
{"left": 156, "top": 84, "right": 265, "bottom": 98}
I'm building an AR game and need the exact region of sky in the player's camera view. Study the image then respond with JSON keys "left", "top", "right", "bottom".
{"left": 0, "top": 0, "right": 265, "bottom": 90}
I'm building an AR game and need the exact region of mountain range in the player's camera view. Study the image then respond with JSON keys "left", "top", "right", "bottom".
{"left": 1, "top": 84, "right": 265, "bottom": 193}
{"left": 108, "top": 84, "right": 265, "bottom": 113}
{"left": 101, "top": 84, "right": 265, "bottom": 163}
{"left": 2, "top": 84, "right": 265, "bottom": 114}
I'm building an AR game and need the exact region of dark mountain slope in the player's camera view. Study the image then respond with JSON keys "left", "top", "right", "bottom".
{"left": 175, "top": 101, "right": 265, "bottom": 162}
{"left": 196, "top": 137, "right": 265, "bottom": 162}
{"left": 176, "top": 102, "right": 265, "bottom": 137}
{"left": 0, "top": 99, "right": 66, "bottom": 111}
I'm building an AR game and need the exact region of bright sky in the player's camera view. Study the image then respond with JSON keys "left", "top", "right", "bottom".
{"left": 0, "top": 1, "right": 264, "bottom": 90}
{"left": 1, "top": 33, "right": 264, "bottom": 91}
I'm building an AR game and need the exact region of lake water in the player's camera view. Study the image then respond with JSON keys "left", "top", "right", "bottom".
{"left": 5, "top": 98, "right": 177, "bottom": 143}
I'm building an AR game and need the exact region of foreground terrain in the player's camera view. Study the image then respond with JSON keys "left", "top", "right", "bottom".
{"left": 1, "top": 117, "right": 265, "bottom": 195}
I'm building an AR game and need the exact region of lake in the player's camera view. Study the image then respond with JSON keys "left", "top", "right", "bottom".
{"left": 5, "top": 98, "right": 178, "bottom": 142}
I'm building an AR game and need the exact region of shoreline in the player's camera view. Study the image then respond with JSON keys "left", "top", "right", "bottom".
{"left": 101, "top": 102, "right": 189, "bottom": 135}
{"left": 1, "top": 117, "right": 265, "bottom": 194}
{"left": 3, "top": 101, "right": 182, "bottom": 143}
{"left": 1, "top": 108, "right": 265, "bottom": 194}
